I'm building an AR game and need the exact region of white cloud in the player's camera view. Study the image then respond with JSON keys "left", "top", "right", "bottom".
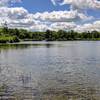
{"left": 0, "top": 6, "right": 93, "bottom": 31}
{"left": 51, "top": 0, "right": 56, "bottom": 5}
{"left": 0, "top": 7, "right": 35, "bottom": 29}
{"left": 33, "top": 10, "right": 78, "bottom": 22}
{"left": 33, "top": 10, "right": 93, "bottom": 22}
{"left": 75, "top": 20, "right": 100, "bottom": 32}
{"left": 0, "top": 0, "right": 99, "bottom": 32}
{"left": 0, "top": 7, "right": 28, "bottom": 19}
{"left": 50, "top": 22, "right": 76, "bottom": 31}
{"left": 51, "top": 0, "right": 100, "bottom": 10}
{"left": 29, "top": 24, "right": 49, "bottom": 32}
{"left": 0, "top": 7, "right": 49, "bottom": 31}
{"left": 0, "top": 0, "right": 22, "bottom": 7}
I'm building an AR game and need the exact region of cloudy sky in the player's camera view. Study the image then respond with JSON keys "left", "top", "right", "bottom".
{"left": 0, "top": 0, "right": 100, "bottom": 32}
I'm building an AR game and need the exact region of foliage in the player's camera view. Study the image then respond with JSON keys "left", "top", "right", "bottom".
{"left": 0, "top": 27, "right": 100, "bottom": 43}
{"left": 0, "top": 35, "right": 19, "bottom": 43}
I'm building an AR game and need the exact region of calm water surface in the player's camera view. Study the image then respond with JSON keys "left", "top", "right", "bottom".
{"left": 0, "top": 41, "right": 100, "bottom": 99}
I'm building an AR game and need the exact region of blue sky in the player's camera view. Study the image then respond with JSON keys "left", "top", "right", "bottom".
{"left": 0, "top": 0, "right": 100, "bottom": 32}
{"left": 13, "top": 0, "right": 70, "bottom": 13}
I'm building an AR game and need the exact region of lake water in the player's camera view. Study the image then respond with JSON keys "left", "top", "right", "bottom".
{"left": 0, "top": 41, "right": 100, "bottom": 100}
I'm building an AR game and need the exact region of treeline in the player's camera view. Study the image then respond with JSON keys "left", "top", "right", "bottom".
{"left": 0, "top": 27, "right": 100, "bottom": 43}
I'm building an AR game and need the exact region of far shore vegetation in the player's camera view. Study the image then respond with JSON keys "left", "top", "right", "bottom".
{"left": 0, "top": 26, "right": 100, "bottom": 43}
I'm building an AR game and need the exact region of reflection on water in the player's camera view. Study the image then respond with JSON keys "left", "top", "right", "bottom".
{"left": 0, "top": 42, "right": 54, "bottom": 50}
{"left": 0, "top": 41, "right": 100, "bottom": 100}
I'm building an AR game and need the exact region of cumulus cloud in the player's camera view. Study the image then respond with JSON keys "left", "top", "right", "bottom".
{"left": 75, "top": 20, "right": 100, "bottom": 32}
{"left": 0, "top": 0, "right": 22, "bottom": 7}
{"left": 0, "top": 0, "right": 99, "bottom": 32}
{"left": 51, "top": 0, "right": 100, "bottom": 10}
{"left": 0, "top": 7, "right": 34, "bottom": 29}
{"left": 0, "top": 6, "right": 94, "bottom": 31}
{"left": 50, "top": 22, "right": 76, "bottom": 31}
{"left": 0, "top": 7, "right": 49, "bottom": 31}
{"left": 49, "top": 20, "right": 100, "bottom": 32}
{"left": 29, "top": 24, "right": 49, "bottom": 32}
{"left": 0, "top": 6, "right": 98, "bottom": 32}
{"left": 33, "top": 10, "right": 93, "bottom": 22}
{"left": 0, "top": 7, "right": 28, "bottom": 19}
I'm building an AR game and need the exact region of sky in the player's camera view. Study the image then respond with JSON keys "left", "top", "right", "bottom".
{"left": 13, "top": 0, "right": 70, "bottom": 13}
{"left": 0, "top": 0, "right": 100, "bottom": 32}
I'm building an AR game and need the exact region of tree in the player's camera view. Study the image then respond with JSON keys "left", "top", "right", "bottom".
{"left": 2, "top": 21, "right": 8, "bottom": 34}
{"left": 45, "top": 30, "right": 53, "bottom": 41}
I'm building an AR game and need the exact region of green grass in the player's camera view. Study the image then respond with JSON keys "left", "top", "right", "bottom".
{"left": 0, "top": 35, "right": 19, "bottom": 43}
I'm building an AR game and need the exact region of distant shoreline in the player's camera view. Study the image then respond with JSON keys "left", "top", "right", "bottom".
{"left": 0, "top": 27, "right": 100, "bottom": 43}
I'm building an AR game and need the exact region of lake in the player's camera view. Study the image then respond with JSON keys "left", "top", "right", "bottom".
{"left": 0, "top": 41, "right": 100, "bottom": 100}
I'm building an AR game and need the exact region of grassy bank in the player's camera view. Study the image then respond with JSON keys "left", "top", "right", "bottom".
{"left": 0, "top": 35, "right": 20, "bottom": 43}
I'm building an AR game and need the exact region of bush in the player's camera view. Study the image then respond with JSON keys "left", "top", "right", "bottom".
{"left": 0, "top": 36, "right": 20, "bottom": 43}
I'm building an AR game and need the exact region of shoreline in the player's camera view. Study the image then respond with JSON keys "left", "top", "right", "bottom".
{"left": 1, "top": 39, "right": 100, "bottom": 44}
